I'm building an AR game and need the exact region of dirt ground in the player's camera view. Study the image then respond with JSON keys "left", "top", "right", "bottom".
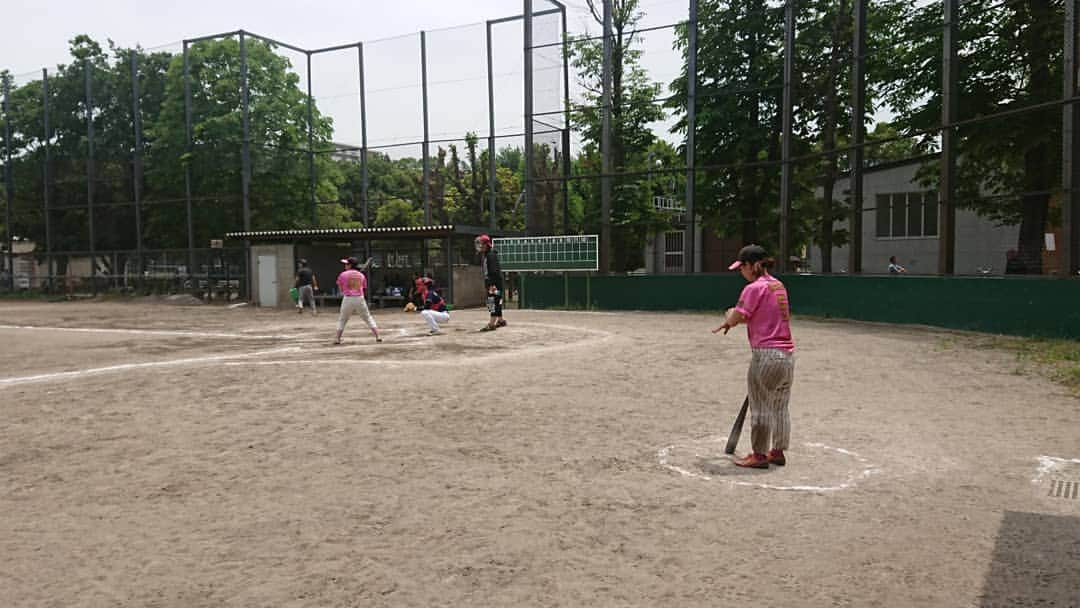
{"left": 0, "top": 300, "right": 1077, "bottom": 607}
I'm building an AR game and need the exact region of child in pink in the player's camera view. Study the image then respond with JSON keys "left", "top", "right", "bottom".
{"left": 714, "top": 244, "right": 795, "bottom": 469}
{"left": 334, "top": 257, "right": 381, "bottom": 344}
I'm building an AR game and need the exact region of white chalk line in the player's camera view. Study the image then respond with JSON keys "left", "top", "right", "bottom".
{"left": 0, "top": 347, "right": 301, "bottom": 388}
{"left": 657, "top": 438, "right": 881, "bottom": 492}
{"left": 0, "top": 321, "right": 615, "bottom": 386}
{"left": 215, "top": 321, "right": 615, "bottom": 367}
{"left": 0, "top": 324, "right": 303, "bottom": 340}
{"left": 1032, "top": 455, "right": 1080, "bottom": 483}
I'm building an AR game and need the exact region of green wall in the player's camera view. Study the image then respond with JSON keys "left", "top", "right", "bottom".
{"left": 519, "top": 274, "right": 1080, "bottom": 339}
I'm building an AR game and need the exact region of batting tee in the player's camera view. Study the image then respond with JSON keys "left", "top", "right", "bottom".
{"left": 493, "top": 235, "right": 598, "bottom": 309}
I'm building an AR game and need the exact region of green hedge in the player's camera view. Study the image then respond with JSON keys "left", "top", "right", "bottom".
{"left": 518, "top": 274, "right": 1080, "bottom": 339}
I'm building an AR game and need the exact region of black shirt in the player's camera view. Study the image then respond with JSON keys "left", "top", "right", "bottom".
{"left": 481, "top": 249, "right": 502, "bottom": 289}
{"left": 296, "top": 267, "right": 314, "bottom": 286}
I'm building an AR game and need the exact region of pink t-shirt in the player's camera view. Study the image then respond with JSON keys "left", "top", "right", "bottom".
{"left": 734, "top": 275, "right": 794, "bottom": 352}
{"left": 336, "top": 269, "right": 367, "bottom": 297}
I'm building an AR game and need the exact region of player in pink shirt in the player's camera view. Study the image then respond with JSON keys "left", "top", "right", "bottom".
{"left": 333, "top": 257, "right": 381, "bottom": 345}
{"left": 714, "top": 244, "right": 795, "bottom": 469}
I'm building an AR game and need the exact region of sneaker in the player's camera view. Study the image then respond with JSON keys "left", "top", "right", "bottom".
{"left": 766, "top": 449, "right": 786, "bottom": 466}
{"left": 479, "top": 325, "right": 496, "bottom": 332}
{"left": 297, "top": 307, "right": 303, "bottom": 314}
{"left": 332, "top": 339, "right": 341, "bottom": 345}
{"left": 496, "top": 319, "right": 507, "bottom": 328}
{"left": 429, "top": 329, "right": 441, "bottom": 335}
{"left": 375, "top": 336, "right": 383, "bottom": 343}
{"left": 734, "top": 453, "right": 769, "bottom": 469}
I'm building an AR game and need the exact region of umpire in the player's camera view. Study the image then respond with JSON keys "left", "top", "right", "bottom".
{"left": 475, "top": 234, "right": 507, "bottom": 331}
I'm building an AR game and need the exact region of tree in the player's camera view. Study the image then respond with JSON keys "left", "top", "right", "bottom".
{"left": 148, "top": 36, "right": 349, "bottom": 246}
{"left": 570, "top": 0, "right": 667, "bottom": 272}
{"left": 670, "top": 0, "right": 785, "bottom": 250}
{"left": 881, "top": 1, "right": 1064, "bottom": 273}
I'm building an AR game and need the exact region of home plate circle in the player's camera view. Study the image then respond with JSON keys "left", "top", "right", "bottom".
{"left": 658, "top": 436, "right": 881, "bottom": 492}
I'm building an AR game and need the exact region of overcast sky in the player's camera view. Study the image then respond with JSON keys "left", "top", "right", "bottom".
{"left": 2, "top": 0, "right": 692, "bottom": 152}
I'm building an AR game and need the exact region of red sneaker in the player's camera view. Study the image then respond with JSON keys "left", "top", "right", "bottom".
{"left": 766, "top": 449, "right": 786, "bottom": 466}
{"left": 734, "top": 453, "right": 769, "bottom": 469}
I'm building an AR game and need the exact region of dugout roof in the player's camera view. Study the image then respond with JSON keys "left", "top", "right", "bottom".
{"left": 225, "top": 225, "right": 517, "bottom": 242}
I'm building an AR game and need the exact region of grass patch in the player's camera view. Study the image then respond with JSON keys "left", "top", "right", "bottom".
{"left": 975, "top": 335, "right": 1080, "bottom": 396}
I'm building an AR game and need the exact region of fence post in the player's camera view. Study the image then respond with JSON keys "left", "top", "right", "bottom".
{"left": 849, "top": 0, "right": 866, "bottom": 274}
{"left": 685, "top": 0, "right": 698, "bottom": 273}
{"left": 939, "top": 0, "right": 958, "bottom": 275}
{"left": 421, "top": 31, "right": 432, "bottom": 225}
{"left": 1064, "top": 0, "right": 1080, "bottom": 276}
{"left": 779, "top": 0, "right": 796, "bottom": 273}
{"left": 85, "top": 60, "right": 97, "bottom": 294}
{"left": 43, "top": 68, "right": 53, "bottom": 292}
{"left": 131, "top": 51, "right": 145, "bottom": 288}
{"left": 487, "top": 20, "right": 498, "bottom": 232}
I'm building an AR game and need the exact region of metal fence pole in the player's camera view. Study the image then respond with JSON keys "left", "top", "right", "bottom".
{"left": 561, "top": 5, "right": 572, "bottom": 234}
{"left": 3, "top": 77, "right": 13, "bottom": 289}
{"left": 524, "top": 0, "right": 535, "bottom": 236}
{"left": 685, "top": 0, "right": 698, "bottom": 272}
{"left": 43, "top": 68, "right": 53, "bottom": 291}
{"left": 487, "top": 20, "right": 498, "bottom": 232}
{"left": 1064, "top": 0, "right": 1080, "bottom": 276}
{"left": 358, "top": 43, "right": 371, "bottom": 261}
{"left": 779, "top": 0, "right": 796, "bottom": 273}
{"left": 939, "top": 0, "right": 957, "bottom": 275}
{"left": 849, "top": 0, "right": 866, "bottom": 274}
{"left": 183, "top": 41, "right": 196, "bottom": 283}
{"left": 241, "top": 31, "right": 253, "bottom": 297}
{"left": 307, "top": 51, "right": 317, "bottom": 226}
{"left": 600, "top": 0, "right": 613, "bottom": 273}
{"left": 85, "top": 60, "right": 97, "bottom": 294}
{"left": 131, "top": 51, "right": 145, "bottom": 285}
{"left": 421, "top": 31, "right": 432, "bottom": 225}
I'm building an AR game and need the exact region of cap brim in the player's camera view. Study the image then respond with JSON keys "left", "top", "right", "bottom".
{"left": 340, "top": 259, "right": 351, "bottom": 264}
{"left": 727, "top": 260, "right": 743, "bottom": 271}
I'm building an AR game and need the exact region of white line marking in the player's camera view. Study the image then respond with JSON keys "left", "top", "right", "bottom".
{"left": 658, "top": 439, "right": 880, "bottom": 492}
{"left": 1032, "top": 455, "right": 1080, "bottom": 483}
{"left": 0, "top": 347, "right": 301, "bottom": 388}
{"left": 0, "top": 324, "right": 301, "bottom": 340}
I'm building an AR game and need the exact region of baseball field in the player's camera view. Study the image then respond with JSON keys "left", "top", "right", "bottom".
{"left": 0, "top": 300, "right": 1077, "bottom": 607}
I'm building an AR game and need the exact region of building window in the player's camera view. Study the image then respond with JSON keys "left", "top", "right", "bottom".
{"left": 664, "top": 231, "right": 684, "bottom": 272}
{"left": 875, "top": 192, "right": 938, "bottom": 238}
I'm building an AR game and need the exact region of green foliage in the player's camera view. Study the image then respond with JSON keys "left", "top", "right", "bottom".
{"left": 569, "top": 0, "right": 669, "bottom": 272}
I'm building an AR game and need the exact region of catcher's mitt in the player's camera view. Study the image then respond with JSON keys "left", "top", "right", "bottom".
{"left": 403, "top": 302, "right": 417, "bottom": 312}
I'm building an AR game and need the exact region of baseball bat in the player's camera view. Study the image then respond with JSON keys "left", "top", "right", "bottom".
{"left": 724, "top": 396, "right": 749, "bottom": 455}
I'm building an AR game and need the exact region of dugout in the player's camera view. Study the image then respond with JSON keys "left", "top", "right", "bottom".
{"left": 226, "top": 225, "right": 516, "bottom": 309}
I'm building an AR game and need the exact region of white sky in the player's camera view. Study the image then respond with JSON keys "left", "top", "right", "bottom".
{"left": 1, "top": 0, "right": 693, "bottom": 153}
